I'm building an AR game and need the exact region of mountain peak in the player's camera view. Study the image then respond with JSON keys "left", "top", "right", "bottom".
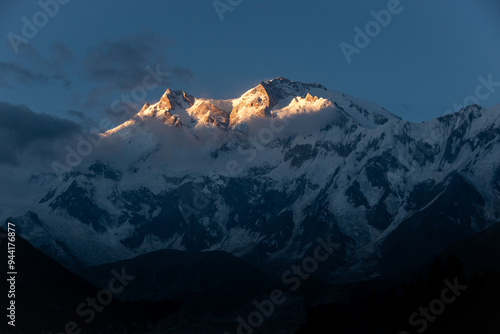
{"left": 262, "top": 76, "right": 292, "bottom": 85}
{"left": 159, "top": 89, "right": 195, "bottom": 110}
{"left": 105, "top": 78, "right": 401, "bottom": 135}
{"left": 227, "top": 78, "right": 329, "bottom": 126}
{"left": 261, "top": 77, "right": 326, "bottom": 94}
{"left": 160, "top": 88, "right": 193, "bottom": 101}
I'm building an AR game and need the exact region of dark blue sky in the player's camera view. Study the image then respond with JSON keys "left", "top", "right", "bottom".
{"left": 1, "top": 0, "right": 499, "bottom": 124}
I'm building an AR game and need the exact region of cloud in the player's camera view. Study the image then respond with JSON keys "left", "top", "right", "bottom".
{"left": 171, "top": 66, "right": 194, "bottom": 81}
{"left": 0, "top": 102, "right": 81, "bottom": 165}
{"left": 0, "top": 42, "right": 75, "bottom": 89}
{"left": 66, "top": 109, "right": 98, "bottom": 128}
{"left": 67, "top": 109, "right": 87, "bottom": 121}
{"left": 81, "top": 30, "right": 190, "bottom": 90}
{"left": 78, "top": 31, "right": 193, "bottom": 121}
{"left": 49, "top": 42, "right": 75, "bottom": 64}
{"left": 15, "top": 42, "right": 75, "bottom": 70}
{"left": 0, "top": 61, "right": 71, "bottom": 88}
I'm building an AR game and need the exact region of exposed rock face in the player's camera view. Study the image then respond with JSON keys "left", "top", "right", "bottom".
{"left": 228, "top": 78, "right": 328, "bottom": 126}
{"left": 229, "top": 83, "right": 277, "bottom": 126}
{"left": 158, "top": 89, "right": 196, "bottom": 111}
{"left": 189, "top": 102, "right": 229, "bottom": 129}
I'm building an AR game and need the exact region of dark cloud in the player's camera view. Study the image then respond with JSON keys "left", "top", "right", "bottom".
{"left": 67, "top": 109, "right": 98, "bottom": 128}
{"left": 0, "top": 61, "right": 71, "bottom": 88}
{"left": 49, "top": 42, "right": 75, "bottom": 64}
{"left": 0, "top": 102, "right": 81, "bottom": 165}
{"left": 78, "top": 31, "right": 193, "bottom": 121}
{"left": 16, "top": 42, "right": 74, "bottom": 69}
{"left": 81, "top": 31, "right": 191, "bottom": 90}
{"left": 171, "top": 66, "right": 194, "bottom": 81}
{"left": 0, "top": 42, "right": 74, "bottom": 89}
{"left": 11, "top": 43, "right": 40, "bottom": 62}
{"left": 67, "top": 109, "right": 86, "bottom": 120}
{"left": 37, "top": 42, "right": 75, "bottom": 77}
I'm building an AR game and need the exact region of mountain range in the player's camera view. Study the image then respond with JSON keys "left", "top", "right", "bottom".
{"left": 3, "top": 77, "right": 500, "bottom": 285}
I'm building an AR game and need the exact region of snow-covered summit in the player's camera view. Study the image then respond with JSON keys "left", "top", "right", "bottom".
{"left": 105, "top": 77, "right": 400, "bottom": 137}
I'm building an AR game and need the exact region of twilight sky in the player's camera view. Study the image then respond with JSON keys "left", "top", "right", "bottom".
{"left": 0, "top": 0, "right": 499, "bottom": 127}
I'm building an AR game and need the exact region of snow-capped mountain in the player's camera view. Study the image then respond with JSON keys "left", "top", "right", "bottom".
{"left": 4, "top": 77, "right": 500, "bottom": 282}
